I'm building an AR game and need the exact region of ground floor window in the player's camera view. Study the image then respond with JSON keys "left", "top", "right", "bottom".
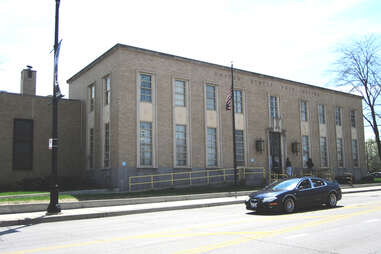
{"left": 176, "top": 125, "right": 187, "bottom": 166}
{"left": 352, "top": 139, "right": 359, "bottom": 167}
{"left": 140, "top": 122, "right": 153, "bottom": 166}
{"left": 13, "top": 119, "right": 33, "bottom": 170}
{"left": 235, "top": 130, "right": 245, "bottom": 166}
{"left": 320, "top": 137, "right": 328, "bottom": 167}
{"left": 337, "top": 138, "right": 343, "bottom": 167}
{"left": 302, "top": 135, "right": 309, "bottom": 168}
{"left": 104, "top": 123, "right": 110, "bottom": 168}
{"left": 207, "top": 128, "right": 217, "bottom": 166}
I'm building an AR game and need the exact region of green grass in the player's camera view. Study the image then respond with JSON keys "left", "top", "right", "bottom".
{"left": 0, "top": 191, "right": 48, "bottom": 196}
{"left": 0, "top": 195, "right": 76, "bottom": 204}
{"left": 0, "top": 185, "right": 258, "bottom": 204}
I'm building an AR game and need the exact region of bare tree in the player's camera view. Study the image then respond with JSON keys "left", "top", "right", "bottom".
{"left": 333, "top": 35, "right": 381, "bottom": 161}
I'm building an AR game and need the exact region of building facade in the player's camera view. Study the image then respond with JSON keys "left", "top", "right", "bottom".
{"left": 67, "top": 44, "right": 366, "bottom": 190}
{"left": 0, "top": 68, "right": 84, "bottom": 189}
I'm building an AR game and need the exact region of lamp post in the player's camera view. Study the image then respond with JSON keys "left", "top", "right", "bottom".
{"left": 47, "top": 0, "right": 61, "bottom": 214}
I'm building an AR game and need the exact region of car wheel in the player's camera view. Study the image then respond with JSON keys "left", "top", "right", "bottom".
{"left": 283, "top": 197, "right": 295, "bottom": 213}
{"left": 327, "top": 192, "right": 337, "bottom": 208}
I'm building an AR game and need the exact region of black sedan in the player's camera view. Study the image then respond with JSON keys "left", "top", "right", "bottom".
{"left": 245, "top": 177, "right": 342, "bottom": 213}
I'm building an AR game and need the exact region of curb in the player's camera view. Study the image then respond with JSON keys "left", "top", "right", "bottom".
{"left": 0, "top": 200, "right": 243, "bottom": 227}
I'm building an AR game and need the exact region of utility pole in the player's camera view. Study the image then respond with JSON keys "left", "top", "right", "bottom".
{"left": 231, "top": 63, "right": 238, "bottom": 185}
{"left": 47, "top": 0, "right": 61, "bottom": 214}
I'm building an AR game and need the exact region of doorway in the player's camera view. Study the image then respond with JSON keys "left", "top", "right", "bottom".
{"left": 269, "top": 132, "right": 282, "bottom": 174}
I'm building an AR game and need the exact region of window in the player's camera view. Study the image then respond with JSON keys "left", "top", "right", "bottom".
{"left": 176, "top": 125, "right": 187, "bottom": 166}
{"left": 335, "top": 107, "right": 342, "bottom": 126}
{"left": 235, "top": 130, "right": 245, "bottom": 166}
{"left": 302, "top": 136, "right": 310, "bottom": 168}
{"left": 350, "top": 110, "right": 356, "bottom": 128}
{"left": 140, "top": 122, "right": 152, "bottom": 166}
{"left": 298, "top": 179, "right": 311, "bottom": 189}
{"left": 318, "top": 104, "right": 325, "bottom": 124}
{"left": 270, "top": 96, "right": 279, "bottom": 119}
{"left": 352, "top": 139, "right": 359, "bottom": 167}
{"left": 206, "top": 85, "right": 216, "bottom": 111}
{"left": 320, "top": 137, "right": 328, "bottom": 167}
{"left": 104, "top": 123, "right": 110, "bottom": 168}
{"left": 301, "top": 100, "right": 308, "bottom": 121}
{"left": 89, "top": 84, "right": 95, "bottom": 112}
{"left": 140, "top": 74, "right": 152, "bottom": 102}
{"left": 89, "top": 128, "right": 94, "bottom": 169}
{"left": 13, "top": 119, "right": 33, "bottom": 170}
{"left": 337, "top": 138, "right": 343, "bottom": 167}
{"left": 311, "top": 179, "right": 325, "bottom": 187}
{"left": 234, "top": 90, "right": 242, "bottom": 113}
{"left": 104, "top": 76, "right": 111, "bottom": 106}
{"left": 175, "top": 80, "right": 185, "bottom": 107}
{"left": 207, "top": 128, "right": 217, "bottom": 166}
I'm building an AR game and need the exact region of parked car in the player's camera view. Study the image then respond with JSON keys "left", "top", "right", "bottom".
{"left": 245, "top": 177, "right": 342, "bottom": 213}
{"left": 361, "top": 172, "right": 381, "bottom": 183}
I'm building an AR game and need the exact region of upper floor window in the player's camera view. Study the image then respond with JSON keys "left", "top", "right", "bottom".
{"left": 300, "top": 100, "right": 308, "bottom": 121}
{"left": 175, "top": 80, "right": 186, "bottom": 107}
{"left": 104, "top": 75, "right": 111, "bottom": 106}
{"left": 140, "top": 74, "right": 152, "bottom": 102}
{"left": 335, "top": 107, "right": 342, "bottom": 126}
{"left": 13, "top": 119, "right": 33, "bottom": 170}
{"left": 89, "top": 84, "right": 95, "bottom": 112}
{"left": 206, "top": 85, "right": 216, "bottom": 111}
{"left": 318, "top": 104, "right": 326, "bottom": 124}
{"left": 270, "top": 96, "right": 279, "bottom": 119}
{"left": 234, "top": 90, "right": 243, "bottom": 113}
{"left": 350, "top": 110, "right": 356, "bottom": 128}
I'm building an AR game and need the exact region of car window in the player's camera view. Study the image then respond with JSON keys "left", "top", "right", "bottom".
{"left": 298, "top": 180, "right": 311, "bottom": 190}
{"left": 311, "top": 179, "right": 325, "bottom": 188}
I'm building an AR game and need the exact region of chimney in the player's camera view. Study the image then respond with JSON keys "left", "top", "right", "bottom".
{"left": 20, "top": 66, "right": 36, "bottom": 96}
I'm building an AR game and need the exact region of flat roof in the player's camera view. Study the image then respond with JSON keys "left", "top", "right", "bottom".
{"left": 67, "top": 43, "right": 361, "bottom": 99}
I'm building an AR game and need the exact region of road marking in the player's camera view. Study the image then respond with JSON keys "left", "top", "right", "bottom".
{"left": 364, "top": 219, "right": 380, "bottom": 223}
{"left": 285, "top": 233, "right": 309, "bottom": 239}
{"left": 2, "top": 205, "right": 381, "bottom": 254}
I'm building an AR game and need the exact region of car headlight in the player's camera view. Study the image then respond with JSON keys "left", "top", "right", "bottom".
{"left": 246, "top": 197, "right": 251, "bottom": 202}
{"left": 262, "top": 196, "right": 277, "bottom": 203}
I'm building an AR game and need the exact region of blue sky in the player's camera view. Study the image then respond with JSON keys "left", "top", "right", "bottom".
{"left": 0, "top": 0, "right": 380, "bottom": 138}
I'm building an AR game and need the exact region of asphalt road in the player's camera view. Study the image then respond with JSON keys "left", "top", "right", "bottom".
{"left": 1, "top": 190, "right": 381, "bottom": 254}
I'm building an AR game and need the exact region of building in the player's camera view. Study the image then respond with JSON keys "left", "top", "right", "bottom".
{"left": 66, "top": 44, "right": 366, "bottom": 190}
{"left": 0, "top": 68, "right": 83, "bottom": 190}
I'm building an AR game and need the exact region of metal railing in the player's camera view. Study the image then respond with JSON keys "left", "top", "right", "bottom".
{"left": 129, "top": 167, "right": 265, "bottom": 192}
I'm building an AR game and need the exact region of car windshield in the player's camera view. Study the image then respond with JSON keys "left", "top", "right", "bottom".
{"left": 266, "top": 178, "right": 300, "bottom": 191}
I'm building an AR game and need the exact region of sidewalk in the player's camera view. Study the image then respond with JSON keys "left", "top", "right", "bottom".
{"left": 1, "top": 184, "right": 381, "bottom": 227}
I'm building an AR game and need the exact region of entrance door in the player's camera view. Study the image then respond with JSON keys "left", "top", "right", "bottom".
{"left": 270, "top": 132, "right": 282, "bottom": 174}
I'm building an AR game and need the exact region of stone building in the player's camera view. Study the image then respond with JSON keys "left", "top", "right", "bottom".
{"left": 67, "top": 44, "right": 366, "bottom": 190}
{"left": 0, "top": 68, "right": 83, "bottom": 189}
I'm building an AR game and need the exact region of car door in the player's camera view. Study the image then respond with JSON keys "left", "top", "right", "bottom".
{"left": 311, "top": 178, "right": 327, "bottom": 204}
{"left": 295, "top": 179, "right": 313, "bottom": 207}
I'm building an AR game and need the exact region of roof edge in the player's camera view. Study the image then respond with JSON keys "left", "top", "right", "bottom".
{"left": 66, "top": 43, "right": 362, "bottom": 99}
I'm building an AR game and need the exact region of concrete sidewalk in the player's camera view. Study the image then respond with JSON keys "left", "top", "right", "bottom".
{"left": 1, "top": 184, "right": 381, "bottom": 227}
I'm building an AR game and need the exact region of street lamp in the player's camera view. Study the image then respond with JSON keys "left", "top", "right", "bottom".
{"left": 47, "top": 0, "right": 61, "bottom": 214}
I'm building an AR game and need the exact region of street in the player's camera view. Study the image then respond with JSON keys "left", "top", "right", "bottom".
{"left": 1, "top": 190, "right": 381, "bottom": 254}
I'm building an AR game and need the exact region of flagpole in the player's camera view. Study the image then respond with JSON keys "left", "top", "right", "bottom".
{"left": 231, "top": 63, "right": 238, "bottom": 186}
{"left": 47, "top": 0, "right": 61, "bottom": 214}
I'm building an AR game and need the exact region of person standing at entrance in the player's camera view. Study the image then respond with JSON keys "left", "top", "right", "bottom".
{"left": 286, "top": 158, "right": 292, "bottom": 177}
